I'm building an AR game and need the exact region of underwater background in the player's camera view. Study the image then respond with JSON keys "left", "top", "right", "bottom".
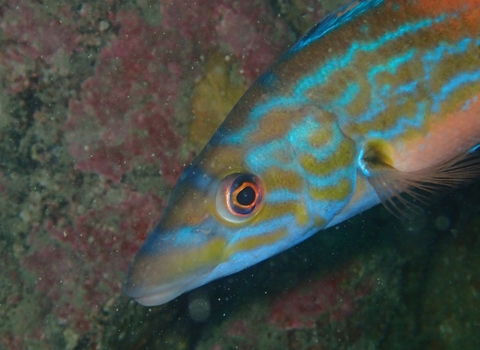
{"left": 0, "top": 0, "right": 479, "bottom": 348}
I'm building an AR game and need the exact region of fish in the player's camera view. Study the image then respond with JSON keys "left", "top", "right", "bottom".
{"left": 125, "top": 0, "right": 480, "bottom": 306}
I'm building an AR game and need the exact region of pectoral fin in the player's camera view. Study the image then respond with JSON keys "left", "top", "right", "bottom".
{"left": 360, "top": 141, "right": 480, "bottom": 216}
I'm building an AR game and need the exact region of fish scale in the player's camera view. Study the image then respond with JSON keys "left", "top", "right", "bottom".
{"left": 125, "top": 0, "right": 480, "bottom": 306}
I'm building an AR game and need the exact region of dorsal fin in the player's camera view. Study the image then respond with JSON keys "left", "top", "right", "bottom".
{"left": 287, "top": 0, "right": 384, "bottom": 55}
{"left": 362, "top": 143, "right": 480, "bottom": 218}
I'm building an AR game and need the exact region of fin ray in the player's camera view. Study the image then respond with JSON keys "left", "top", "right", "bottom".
{"left": 365, "top": 149, "right": 480, "bottom": 218}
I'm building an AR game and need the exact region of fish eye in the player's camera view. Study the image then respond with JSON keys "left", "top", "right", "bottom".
{"left": 215, "top": 173, "right": 263, "bottom": 223}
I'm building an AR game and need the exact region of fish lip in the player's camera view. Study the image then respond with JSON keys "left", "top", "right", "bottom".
{"left": 129, "top": 288, "right": 183, "bottom": 307}
{"left": 124, "top": 272, "right": 209, "bottom": 306}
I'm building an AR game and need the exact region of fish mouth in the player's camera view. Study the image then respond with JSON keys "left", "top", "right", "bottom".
{"left": 124, "top": 233, "right": 228, "bottom": 306}
{"left": 124, "top": 272, "right": 208, "bottom": 306}
{"left": 124, "top": 246, "right": 220, "bottom": 306}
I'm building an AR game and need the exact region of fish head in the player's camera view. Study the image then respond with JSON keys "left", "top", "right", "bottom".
{"left": 125, "top": 101, "right": 358, "bottom": 306}
{"left": 124, "top": 143, "right": 310, "bottom": 305}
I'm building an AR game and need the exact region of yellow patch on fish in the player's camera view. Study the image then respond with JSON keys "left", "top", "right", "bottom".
{"left": 190, "top": 53, "right": 247, "bottom": 150}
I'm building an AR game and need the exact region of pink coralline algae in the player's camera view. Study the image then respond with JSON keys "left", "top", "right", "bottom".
{"left": 65, "top": 2, "right": 292, "bottom": 184}
{"left": 0, "top": 332, "right": 24, "bottom": 350}
{"left": 215, "top": 3, "right": 292, "bottom": 80}
{"left": 0, "top": 1, "right": 81, "bottom": 92}
{"left": 161, "top": 1, "right": 292, "bottom": 81}
{"left": 24, "top": 191, "right": 163, "bottom": 333}
{"left": 269, "top": 268, "right": 371, "bottom": 330}
{"left": 66, "top": 12, "right": 186, "bottom": 185}
{"left": 1, "top": 4, "right": 80, "bottom": 60}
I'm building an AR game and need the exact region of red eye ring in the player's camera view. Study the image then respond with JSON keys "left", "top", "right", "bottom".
{"left": 216, "top": 173, "right": 263, "bottom": 223}
{"left": 229, "top": 179, "right": 259, "bottom": 215}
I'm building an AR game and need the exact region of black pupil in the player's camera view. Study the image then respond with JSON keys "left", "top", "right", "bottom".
{"left": 236, "top": 185, "right": 256, "bottom": 206}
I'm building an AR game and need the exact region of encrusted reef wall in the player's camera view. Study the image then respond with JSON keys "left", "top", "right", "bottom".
{"left": 1, "top": 0, "right": 479, "bottom": 349}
